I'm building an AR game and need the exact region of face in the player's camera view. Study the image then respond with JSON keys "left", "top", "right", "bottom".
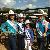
{"left": 20, "top": 18, "right": 24, "bottom": 22}
{"left": 10, "top": 15, "right": 14, "bottom": 20}
{"left": 38, "top": 16, "right": 42, "bottom": 21}
{"left": 19, "top": 17, "right": 24, "bottom": 22}
{"left": 26, "top": 23, "right": 30, "bottom": 28}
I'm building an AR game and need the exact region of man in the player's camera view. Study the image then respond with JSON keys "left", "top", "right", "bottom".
{"left": 17, "top": 13, "right": 25, "bottom": 50}
{"left": 25, "top": 19, "right": 34, "bottom": 50}
{"left": 39, "top": 9, "right": 49, "bottom": 47}
{"left": 36, "top": 13, "right": 46, "bottom": 50}
{"left": 1, "top": 10, "right": 18, "bottom": 50}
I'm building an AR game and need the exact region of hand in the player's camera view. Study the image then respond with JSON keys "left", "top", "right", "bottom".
{"left": 43, "top": 33, "right": 46, "bottom": 37}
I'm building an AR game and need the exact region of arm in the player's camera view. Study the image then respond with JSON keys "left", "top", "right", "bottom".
{"left": 30, "top": 30, "right": 34, "bottom": 43}
{"left": 1, "top": 22, "right": 7, "bottom": 32}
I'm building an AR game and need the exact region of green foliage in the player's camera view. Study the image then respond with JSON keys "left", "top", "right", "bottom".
{"left": 25, "top": 15, "right": 30, "bottom": 19}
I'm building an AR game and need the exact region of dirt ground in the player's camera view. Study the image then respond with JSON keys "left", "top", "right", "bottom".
{"left": 0, "top": 43, "right": 7, "bottom": 50}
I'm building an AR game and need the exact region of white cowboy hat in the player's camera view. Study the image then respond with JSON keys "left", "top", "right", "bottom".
{"left": 25, "top": 20, "right": 31, "bottom": 24}
{"left": 43, "top": 12, "right": 48, "bottom": 16}
{"left": 19, "top": 13, "right": 23, "bottom": 17}
{"left": 38, "top": 9, "right": 47, "bottom": 16}
{"left": 38, "top": 9, "right": 44, "bottom": 14}
{"left": 34, "top": 14, "right": 43, "bottom": 16}
{"left": 18, "top": 13, "right": 26, "bottom": 17}
{"left": 9, "top": 10, "right": 14, "bottom": 14}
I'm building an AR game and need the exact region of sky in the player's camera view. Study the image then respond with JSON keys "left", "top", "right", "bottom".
{"left": 0, "top": 0, "right": 49, "bottom": 9}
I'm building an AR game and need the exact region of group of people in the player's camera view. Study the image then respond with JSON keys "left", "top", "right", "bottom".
{"left": 0, "top": 9, "right": 50, "bottom": 50}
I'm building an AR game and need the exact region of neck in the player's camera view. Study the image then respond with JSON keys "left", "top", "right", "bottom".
{"left": 11, "top": 19, "right": 14, "bottom": 23}
{"left": 26, "top": 27, "right": 30, "bottom": 29}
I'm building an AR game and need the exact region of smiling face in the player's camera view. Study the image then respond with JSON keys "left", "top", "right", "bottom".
{"left": 20, "top": 18, "right": 24, "bottom": 22}
{"left": 10, "top": 15, "right": 15, "bottom": 20}
{"left": 26, "top": 23, "right": 30, "bottom": 28}
{"left": 38, "top": 15, "right": 42, "bottom": 21}
{"left": 18, "top": 17, "right": 25, "bottom": 22}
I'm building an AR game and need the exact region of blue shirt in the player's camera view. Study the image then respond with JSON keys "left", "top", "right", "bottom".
{"left": 36, "top": 21, "right": 45, "bottom": 38}
{"left": 25, "top": 28, "right": 34, "bottom": 41}
{"left": 1, "top": 20, "right": 18, "bottom": 35}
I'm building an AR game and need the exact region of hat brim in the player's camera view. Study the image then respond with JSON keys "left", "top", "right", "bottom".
{"left": 34, "top": 14, "right": 43, "bottom": 16}
{"left": 25, "top": 22, "right": 31, "bottom": 24}
{"left": 8, "top": 14, "right": 16, "bottom": 16}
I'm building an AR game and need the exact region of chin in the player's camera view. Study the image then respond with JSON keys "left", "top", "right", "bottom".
{"left": 11, "top": 18, "right": 14, "bottom": 20}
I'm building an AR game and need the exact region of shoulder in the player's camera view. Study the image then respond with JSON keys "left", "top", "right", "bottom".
{"left": 28, "top": 29, "right": 33, "bottom": 32}
{"left": 48, "top": 23, "right": 50, "bottom": 27}
{"left": 7, "top": 20, "right": 10, "bottom": 22}
{"left": 6, "top": 20, "right": 11, "bottom": 24}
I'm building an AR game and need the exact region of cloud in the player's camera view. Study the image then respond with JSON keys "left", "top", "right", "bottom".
{"left": 32, "top": 0, "right": 37, "bottom": 2}
{"left": 36, "top": 0, "right": 48, "bottom": 8}
{"left": 26, "top": 4, "right": 33, "bottom": 8}
{"left": 3, "top": 0, "right": 11, "bottom": 5}
{"left": 0, "top": 0, "right": 42, "bottom": 9}
{"left": 18, "top": 3, "right": 36, "bottom": 10}
{"left": 25, "top": 4, "right": 36, "bottom": 9}
{"left": 0, "top": 0, "right": 48, "bottom": 9}
{"left": 16, "top": 0, "right": 37, "bottom": 9}
{"left": 0, "top": 0, "right": 16, "bottom": 8}
{"left": 48, "top": 0, "right": 50, "bottom": 7}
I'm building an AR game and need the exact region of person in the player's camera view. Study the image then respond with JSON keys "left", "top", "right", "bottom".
{"left": 46, "top": 20, "right": 50, "bottom": 46}
{"left": 25, "top": 20, "right": 34, "bottom": 50}
{"left": 1, "top": 10, "right": 18, "bottom": 50}
{"left": 39, "top": 9, "right": 49, "bottom": 47}
{"left": 17, "top": 13, "right": 25, "bottom": 50}
{"left": 36, "top": 13, "right": 46, "bottom": 50}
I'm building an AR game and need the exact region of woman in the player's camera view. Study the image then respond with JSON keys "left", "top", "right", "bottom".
{"left": 25, "top": 20, "right": 34, "bottom": 50}
{"left": 1, "top": 10, "right": 18, "bottom": 50}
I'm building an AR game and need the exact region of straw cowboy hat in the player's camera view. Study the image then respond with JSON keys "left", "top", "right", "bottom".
{"left": 25, "top": 20, "right": 31, "bottom": 24}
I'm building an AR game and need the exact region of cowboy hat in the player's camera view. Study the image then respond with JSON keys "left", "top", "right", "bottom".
{"left": 25, "top": 20, "right": 31, "bottom": 24}
{"left": 9, "top": 10, "right": 14, "bottom": 14}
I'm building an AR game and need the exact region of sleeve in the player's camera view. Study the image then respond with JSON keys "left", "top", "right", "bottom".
{"left": 30, "top": 30, "right": 34, "bottom": 42}
{"left": 1, "top": 22, "right": 7, "bottom": 32}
